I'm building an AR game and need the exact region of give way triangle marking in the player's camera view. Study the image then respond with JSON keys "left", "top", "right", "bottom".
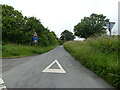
{"left": 42, "top": 60, "right": 66, "bottom": 73}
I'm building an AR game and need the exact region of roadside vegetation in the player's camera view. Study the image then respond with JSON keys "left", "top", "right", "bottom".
{"left": 60, "top": 30, "right": 75, "bottom": 43}
{"left": 1, "top": 4, "right": 58, "bottom": 57}
{"left": 2, "top": 43, "right": 56, "bottom": 57}
{"left": 64, "top": 35, "right": 119, "bottom": 88}
{"left": 1, "top": 4, "right": 119, "bottom": 88}
{"left": 0, "top": 44, "right": 2, "bottom": 57}
{"left": 1, "top": 4, "right": 58, "bottom": 46}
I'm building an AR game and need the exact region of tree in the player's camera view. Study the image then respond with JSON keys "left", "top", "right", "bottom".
{"left": 0, "top": 5, "right": 2, "bottom": 43}
{"left": 74, "top": 13, "right": 109, "bottom": 39}
{"left": 2, "top": 4, "right": 25, "bottom": 43}
{"left": 2, "top": 4, "right": 58, "bottom": 46}
{"left": 47, "top": 31, "right": 58, "bottom": 45}
{"left": 60, "top": 30, "right": 75, "bottom": 41}
{"left": 23, "top": 16, "right": 46, "bottom": 43}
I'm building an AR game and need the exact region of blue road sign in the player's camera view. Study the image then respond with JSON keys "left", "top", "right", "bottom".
{"left": 33, "top": 37, "right": 38, "bottom": 41}
{"left": 32, "top": 36, "right": 38, "bottom": 43}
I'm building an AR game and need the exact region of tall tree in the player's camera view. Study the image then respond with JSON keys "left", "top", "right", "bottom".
{"left": 2, "top": 4, "right": 25, "bottom": 43}
{"left": 74, "top": 13, "right": 109, "bottom": 39}
{"left": 2, "top": 4, "right": 58, "bottom": 46}
{"left": 60, "top": 30, "right": 75, "bottom": 41}
{"left": 23, "top": 17, "right": 46, "bottom": 43}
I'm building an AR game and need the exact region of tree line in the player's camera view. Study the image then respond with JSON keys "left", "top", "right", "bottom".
{"left": 1, "top": 4, "right": 110, "bottom": 45}
{"left": 1, "top": 4, "right": 58, "bottom": 46}
{"left": 60, "top": 13, "right": 109, "bottom": 41}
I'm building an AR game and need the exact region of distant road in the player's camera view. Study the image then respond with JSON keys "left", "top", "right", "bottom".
{"left": 2, "top": 46, "right": 113, "bottom": 88}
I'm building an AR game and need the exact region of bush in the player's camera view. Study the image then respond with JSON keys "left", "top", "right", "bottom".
{"left": 58, "top": 39, "right": 64, "bottom": 45}
{"left": 63, "top": 36, "right": 119, "bottom": 88}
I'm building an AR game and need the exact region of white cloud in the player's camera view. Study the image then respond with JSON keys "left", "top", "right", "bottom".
{"left": 0, "top": 0, "right": 119, "bottom": 38}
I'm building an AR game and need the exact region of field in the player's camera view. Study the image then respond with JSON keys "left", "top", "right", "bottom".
{"left": 2, "top": 43, "right": 56, "bottom": 57}
{"left": 64, "top": 36, "right": 120, "bottom": 88}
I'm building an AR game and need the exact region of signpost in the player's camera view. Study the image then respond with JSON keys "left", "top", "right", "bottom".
{"left": 32, "top": 32, "right": 38, "bottom": 45}
{"left": 105, "top": 22, "right": 115, "bottom": 36}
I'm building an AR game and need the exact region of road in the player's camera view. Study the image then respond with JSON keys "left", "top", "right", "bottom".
{"left": 2, "top": 46, "right": 113, "bottom": 88}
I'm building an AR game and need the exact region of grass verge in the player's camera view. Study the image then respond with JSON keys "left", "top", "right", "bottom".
{"left": 63, "top": 36, "right": 119, "bottom": 88}
{"left": 2, "top": 43, "right": 57, "bottom": 57}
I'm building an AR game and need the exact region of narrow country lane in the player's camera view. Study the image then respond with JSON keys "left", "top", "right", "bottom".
{"left": 2, "top": 46, "right": 114, "bottom": 88}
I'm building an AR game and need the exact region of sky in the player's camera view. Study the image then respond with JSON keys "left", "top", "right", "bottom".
{"left": 0, "top": 0, "right": 119, "bottom": 39}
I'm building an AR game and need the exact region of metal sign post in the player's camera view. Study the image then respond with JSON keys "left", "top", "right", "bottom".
{"left": 105, "top": 22, "right": 115, "bottom": 36}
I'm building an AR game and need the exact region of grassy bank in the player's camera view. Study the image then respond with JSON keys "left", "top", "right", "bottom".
{"left": 2, "top": 43, "right": 57, "bottom": 57}
{"left": 0, "top": 44, "right": 2, "bottom": 57}
{"left": 64, "top": 36, "right": 119, "bottom": 88}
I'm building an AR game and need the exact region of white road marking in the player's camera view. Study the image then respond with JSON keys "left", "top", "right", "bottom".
{"left": 0, "top": 86, "right": 7, "bottom": 90}
{"left": 0, "top": 75, "right": 7, "bottom": 90}
{"left": 0, "top": 78, "right": 4, "bottom": 84}
{"left": 42, "top": 60, "right": 66, "bottom": 73}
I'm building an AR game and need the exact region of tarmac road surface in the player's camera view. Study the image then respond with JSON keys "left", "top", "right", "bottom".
{"left": 2, "top": 46, "right": 114, "bottom": 88}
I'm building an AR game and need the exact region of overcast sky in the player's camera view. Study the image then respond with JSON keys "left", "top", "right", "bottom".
{"left": 0, "top": 0, "right": 119, "bottom": 39}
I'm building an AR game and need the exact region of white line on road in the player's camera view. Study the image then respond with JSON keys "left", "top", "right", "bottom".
{"left": 42, "top": 60, "right": 66, "bottom": 73}
{"left": 0, "top": 75, "right": 7, "bottom": 90}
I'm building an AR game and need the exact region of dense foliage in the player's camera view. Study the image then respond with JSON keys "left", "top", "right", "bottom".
{"left": 74, "top": 13, "right": 109, "bottom": 39}
{"left": 60, "top": 30, "right": 75, "bottom": 42}
{"left": 0, "top": 4, "right": 2, "bottom": 43}
{"left": 2, "top": 4, "right": 58, "bottom": 46}
{"left": 64, "top": 36, "right": 119, "bottom": 88}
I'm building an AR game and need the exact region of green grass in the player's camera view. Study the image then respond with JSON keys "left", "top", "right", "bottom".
{"left": 63, "top": 35, "right": 119, "bottom": 88}
{"left": 2, "top": 43, "right": 57, "bottom": 57}
{"left": 0, "top": 43, "right": 2, "bottom": 57}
